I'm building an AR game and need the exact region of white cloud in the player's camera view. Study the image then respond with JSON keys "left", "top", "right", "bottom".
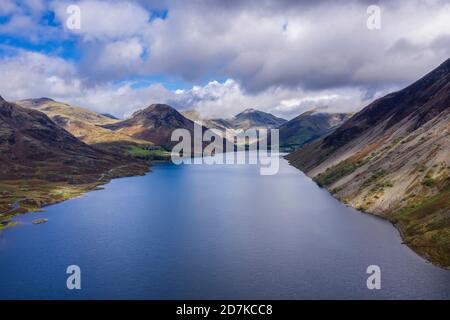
{"left": 0, "top": 0, "right": 20, "bottom": 15}
{"left": 132, "top": 0, "right": 450, "bottom": 91}
{"left": 0, "top": 50, "right": 80, "bottom": 99}
{"left": 1, "top": 0, "right": 449, "bottom": 120}
{"left": 171, "top": 79, "right": 372, "bottom": 119}
{"left": 0, "top": 51, "right": 375, "bottom": 120}
{"left": 42, "top": 0, "right": 450, "bottom": 93}
{"left": 82, "top": 38, "right": 145, "bottom": 81}
{"left": 51, "top": 0, "right": 151, "bottom": 40}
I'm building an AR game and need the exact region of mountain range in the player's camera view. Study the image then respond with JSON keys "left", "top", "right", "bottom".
{"left": 102, "top": 104, "right": 207, "bottom": 150}
{"left": 2, "top": 58, "right": 448, "bottom": 267}
{"left": 182, "top": 108, "right": 347, "bottom": 149}
{"left": 230, "top": 108, "right": 287, "bottom": 130}
{"left": 286, "top": 58, "right": 450, "bottom": 267}
{"left": 0, "top": 96, "right": 146, "bottom": 180}
{"left": 16, "top": 98, "right": 152, "bottom": 156}
{"left": 182, "top": 108, "right": 288, "bottom": 137}
{"left": 278, "top": 110, "right": 350, "bottom": 151}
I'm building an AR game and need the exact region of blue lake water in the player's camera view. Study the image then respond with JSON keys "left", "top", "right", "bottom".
{"left": 0, "top": 155, "right": 449, "bottom": 299}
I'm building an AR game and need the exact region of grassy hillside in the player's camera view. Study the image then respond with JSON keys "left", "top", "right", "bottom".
{"left": 17, "top": 98, "right": 153, "bottom": 158}
{"left": 279, "top": 111, "right": 350, "bottom": 152}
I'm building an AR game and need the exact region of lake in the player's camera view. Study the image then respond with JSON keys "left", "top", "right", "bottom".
{"left": 0, "top": 154, "right": 449, "bottom": 299}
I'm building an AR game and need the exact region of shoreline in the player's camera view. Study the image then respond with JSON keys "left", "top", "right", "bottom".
{"left": 284, "top": 156, "right": 449, "bottom": 270}
{"left": 0, "top": 164, "right": 150, "bottom": 230}
{"left": 2, "top": 156, "right": 448, "bottom": 270}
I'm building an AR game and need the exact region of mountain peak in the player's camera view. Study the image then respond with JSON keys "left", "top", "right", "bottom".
{"left": 439, "top": 57, "right": 450, "bottom": 68}
{"left": 236, "top": 108, "right": 265, "bottom": 117}
{"left": 232, "top": 108, "right": 287, "bottom": 129}
{"left": 104, "top": 102, "right": 195, "bottom": 148}
{"left": 38, "top": 97, "right": 54, "bottom": 101}
{"left": 137, "top": 104, "right": 178, "bottom": 115}
{"left": 241, "top": 108, "right": 257, "bottom": 113}
{"left": 28, "top": 97, "right": 55, "bottom": 104}
{"left": 148, "top": 103, "right": 174, "bottom": 110}
{"left": 130, "top": 104, "right": 176, "bottom": 118}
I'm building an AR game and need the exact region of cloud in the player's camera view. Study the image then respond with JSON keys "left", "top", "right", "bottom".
{"left": 41, "top": 0, "right": 450, "bottom": 94}
{"left": 1, "top": 0, "right": 449, "bottom": 119}
{"left": 0, "top": 49, "right": 80, "bottom": 99}
{"left": 168, "top": 79, "right": 374, "bottom": 119}
{"left": 51, "top": 0, "right": 151, "bottom": 40}
{"left": 79, "top": 38, "right": 145, "bottom": 82}
{"left": 0, "top": 51, "right": 373, "bottom": 120}
{"left": 141, "top": 0, "right": 450, "bottom": 92}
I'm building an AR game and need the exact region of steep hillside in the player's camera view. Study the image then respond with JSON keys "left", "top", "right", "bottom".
{"left": 286, "top": 58, "right": 450, "bottom": 268}
{"left": 231, "top": 108, "right": 287, "bottom": 130}
{"left": 17, "top": 98, "right": 117, "bottom": 126}
{"left": 17, "top": 98, "right": 152, "bottom": 157}
{"left": 0, "top": 96, "right": 148, "bottom": 227}
{"left": 103, "top": 104, "right": 202, "bottom": 150}
{"left": 182, "top": 110, "right": 234, "bottom": 134}
{"left": 184, "top": 108, "right": 287, "bottom": 134}
{"left": 279, "top": 110, "right": 350, "bottom": 151}
{"left": 101, "top": 113, "right": 120, "bottom": 120}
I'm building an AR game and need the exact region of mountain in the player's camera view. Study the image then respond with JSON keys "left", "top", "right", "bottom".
{"left": 183, "top": 108, "right": 287, "bottom": 147}
{"left": 101, "top": 113, "right": 120, "bottom": 120}
{"left": 17, "top": 98, "right": 116, "bottom": 126}
{"left": 181, "top": 110, "right": 234, "bottom": 134}
{"left": 16, "top": 98, "right": 151, "bottom": 156}
{"left": 279, "top": 110, "right": 350, "bottom": 151}
{"left": 231, "top": 108, "right": 287, "bottom": 130}
{"left": 0, "top": 96, "right": 147, "bottom": 180}
{"left": 0, "top": 96, "right": 148, "bottom": 226}
{"left": 185, "top": 108, "right": 287, "bottom": 133}
{"left": 103, "top": 104, "right": 202, "bottom": 149}
{"left": 286, "top": 58, "right": 450, "bottom": 268}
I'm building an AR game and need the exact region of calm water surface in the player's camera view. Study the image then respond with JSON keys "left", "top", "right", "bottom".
{"left": 0, "top": 155, "right": 449, "bottom": 299}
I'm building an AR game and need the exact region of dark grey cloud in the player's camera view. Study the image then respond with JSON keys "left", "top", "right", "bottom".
{"left": 2, "top": 0, "right": 449, "bottom": 119}
{"left": 136, "top": 0, "right": 450, "bottom": 94}
{"left": 41, "top": 0, "right": 450, "bottom": 96}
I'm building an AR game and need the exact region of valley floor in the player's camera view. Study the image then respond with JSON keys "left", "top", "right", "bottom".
{"left": 0, "top": 164, "right": 149, "bottom": 230}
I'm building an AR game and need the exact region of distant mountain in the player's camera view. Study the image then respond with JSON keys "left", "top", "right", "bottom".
{"left": 279, "top": 110, "right": 350, "bottom": 151}
{"left": 231, "top": 108, "right": 287, "bottom": 130}
{"left": 101, "top": 113, "right": 120, "bottom": 120}
{"left": 286, "top": 58, "right": 450, "bottom": 268}
{"left": 183, "top": 108, "right": 287, "bottom": 136}
{"left": 17, "top": 98, "right": 151, "bottom": 156}
{"left": 104, "top": 104, "right": 202, "bottom": 149}
{"left": 181, "top": 110, "right": 234, "bottom": 134}
{"left": 0, "top": 96, "right": 146, "bottom": 182}
{"left": 183, "top": 108, "right": 287, "bottom": 147}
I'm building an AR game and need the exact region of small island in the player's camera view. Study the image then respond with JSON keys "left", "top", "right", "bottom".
{"left": 32, "top": 218, "right": 48, "bottom": 225}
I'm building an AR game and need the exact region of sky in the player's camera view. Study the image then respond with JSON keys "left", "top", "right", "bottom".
{"left": 0, "top": 0, "right": 449, "bottom": 120}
